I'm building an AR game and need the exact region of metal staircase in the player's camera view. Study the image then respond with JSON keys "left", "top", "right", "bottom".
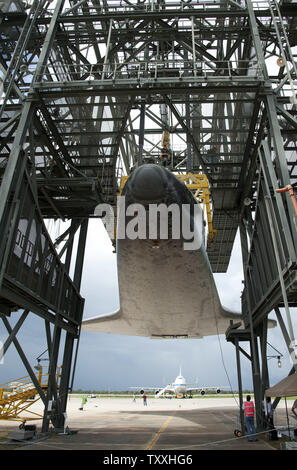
{"left": 0, "top": 368, "right": 61, "bottom": 424}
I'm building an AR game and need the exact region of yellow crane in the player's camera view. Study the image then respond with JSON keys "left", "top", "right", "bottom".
{"left": 176, "top": 173, "right": 216, "bottom": 242}
{"left": 160, "top": 130, "right": 171, "bottom": 167}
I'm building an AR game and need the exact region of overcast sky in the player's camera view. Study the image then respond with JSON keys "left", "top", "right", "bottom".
{"left": 2, "top": 219, "right": 296, "bottom": 394}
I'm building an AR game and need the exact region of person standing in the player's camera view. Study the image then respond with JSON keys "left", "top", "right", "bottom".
{"left": 242, "top": 395, "right": 258, "bottom": 441}
{"left": 265, "top": 397, "right": 274, "bottom": 427}
{"left": 143, "top": 393, "right": 147, "bottom": 406}
{"left": 79, "top": 395, "right": 87, "bottom": 411}
{"left": 265, "top": 396, "right": 278, "bottom": 440}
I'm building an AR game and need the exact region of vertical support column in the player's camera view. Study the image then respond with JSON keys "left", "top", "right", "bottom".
{"left": 185, "top": 99, "right": 192, "bottom": 171}
{"left": 55, "top": 219, "right": 89, "bottom": 431}
{"left": 102, "top": 19, "right": 113, "bottom": 79}
{"left": 240, "top": 219, "right": 262, "bottom": 430}
{"left": 138, "top": 103, "right": 146, "bottom": 167}
{"left": 235, "top": 338, "right": 245, "bottom": 435}
{"left": 259, "top": 319, "right": 270, "bottom": 400}
{"left": 245, "top": 0, "right": 269, "bottom": 81}
{"left": 63, "top": 220, "right": 77, "bottom": 273}
{"left": 42, "top": 314, "right": 63, "bottom": 433}
{"left": 73, "top": 219, "right": 89, "bottom": 293}
{"left": 184, "top": 47, "right": 192, "bottom": 171}
{"left": 249, "top": 335, "right": 264, "bottom": 430}
{"left": 191, "top": 16, "right": 197, "bottom": 77}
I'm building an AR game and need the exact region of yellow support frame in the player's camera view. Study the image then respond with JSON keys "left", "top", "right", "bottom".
{"left": 118, "top": 172, "right": 216, "bottom": 241}
{"left": 119, "top": 176, "right": 129, "bottom": 195}
{"left": 175, "top": 173, "right": 216, "bottom": 241}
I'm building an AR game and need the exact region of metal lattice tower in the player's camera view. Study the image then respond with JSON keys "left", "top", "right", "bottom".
{"left": 0, "top": 0, "right": 297, "bottom": 433}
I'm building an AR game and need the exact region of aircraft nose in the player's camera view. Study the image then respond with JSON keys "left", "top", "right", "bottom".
{"left": 130, "top": 164, "right": 167, "bottom": 201}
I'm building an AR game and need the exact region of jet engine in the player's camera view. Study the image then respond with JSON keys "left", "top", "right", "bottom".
{"left": 216, "top": 388, "right": 221, "bottom": 394}
{"left": 200, "top": 390, "right": 206, "bottom": 396}
{"left": 140, "top": 389, "right": 144, "bottom": 395}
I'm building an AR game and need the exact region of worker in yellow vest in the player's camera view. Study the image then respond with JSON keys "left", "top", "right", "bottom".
{"left": 242, "top": 395, "right": 258, "bottom": 441}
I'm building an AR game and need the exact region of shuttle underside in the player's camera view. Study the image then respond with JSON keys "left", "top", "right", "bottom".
{"left": 82, "top": 164, "right": 246, "bottom": 339}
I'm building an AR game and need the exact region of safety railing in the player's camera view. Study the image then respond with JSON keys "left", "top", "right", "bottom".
{"left": 1, "top": 0, "right": 272, "bottom": 20}
{"left": 59, "top": 0, "right": 249, "bottom": 16}
{"left": 21, "top": 0, "right": 275, "bottom": 21}
{"left": 36, "top": 59, "right": 262, "bottom": 84}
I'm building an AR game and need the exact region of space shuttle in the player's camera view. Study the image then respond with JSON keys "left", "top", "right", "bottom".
{"left": 82, "top": 163, "right": 254, "bottom": 339}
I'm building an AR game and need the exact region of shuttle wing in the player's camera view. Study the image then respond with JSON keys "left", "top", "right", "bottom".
{"left": 82, "top": 309, "right": 123, "bottom": 333}
{"left": 82, "top": 304, "right": 276, "bottom": 337}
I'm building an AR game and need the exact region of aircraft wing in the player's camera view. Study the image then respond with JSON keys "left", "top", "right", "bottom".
{"left": 129, "top": 387, "right": 162, "bottom": 391}
{"left": 186, "top": 386, "right": 230, "bottom": 392}
{"left": 129, "top": 385, "right": 175, "bottom": 396}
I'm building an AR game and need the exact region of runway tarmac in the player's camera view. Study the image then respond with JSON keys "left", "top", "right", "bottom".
{"left": 1, "top": 396, "right": 296, "bottom": 451}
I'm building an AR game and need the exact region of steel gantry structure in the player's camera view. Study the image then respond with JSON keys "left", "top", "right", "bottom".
{"left": 0, "top": 0, "right": 296, "bottom": 433}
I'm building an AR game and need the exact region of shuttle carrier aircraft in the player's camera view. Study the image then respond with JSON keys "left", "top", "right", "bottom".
{"left": 131, "top": 368, "right": 229, "bottom": 398}
{"left": 82, "top": 164, "right": 274, "bottom": 338}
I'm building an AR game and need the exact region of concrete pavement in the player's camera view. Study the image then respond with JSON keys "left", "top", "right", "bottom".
{"left": 1, "top": 396, "right": 295, "bottom": 451}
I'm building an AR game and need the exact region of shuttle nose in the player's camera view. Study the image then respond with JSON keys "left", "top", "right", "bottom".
{"left": 130, "top": 164, "right": 167, "bottom": 201}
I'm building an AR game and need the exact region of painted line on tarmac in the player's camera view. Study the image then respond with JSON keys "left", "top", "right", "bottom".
{"left": 145, "top": 412, "right": 176, "bottom": 450}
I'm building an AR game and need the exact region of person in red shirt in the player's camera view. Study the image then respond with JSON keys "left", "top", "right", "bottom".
{"left": 242, "top": 395, "right": 258, "bottom": 441}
